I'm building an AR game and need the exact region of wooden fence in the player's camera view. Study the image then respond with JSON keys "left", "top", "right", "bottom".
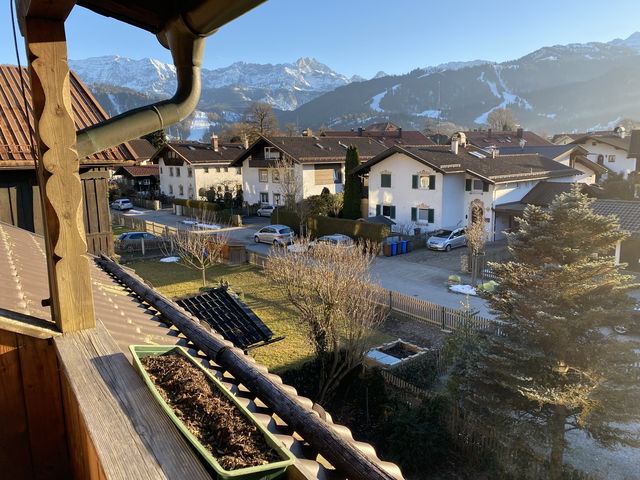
{"left": 112, "top": 211, "right": 179, "bottom": 237}
{"left": 247, "top": 250, "right": 269, "bottom": 268}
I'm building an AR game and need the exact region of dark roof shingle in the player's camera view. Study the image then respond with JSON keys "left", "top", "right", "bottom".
{"left": 154, "top": 141, "right": 245, "bottom": 165}
{"left": 462, "top": 130, "right": 552, "bottom": 148}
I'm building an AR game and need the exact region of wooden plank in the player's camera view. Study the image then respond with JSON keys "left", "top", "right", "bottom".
{"left": 83, "top": 177, "right": 100, "bottom": 234}
{"left": 54, "top": 321, "right": 211, "bottom": 480}
{"left": 32, "top": 184, "right": 44, "bottom": 235}
{"left": 0, "top": 188, "right": 15, "bottom": 225}
{"left": 25, "top": 17, "right": 95, "bottom": 332}
{"left": 0, "top": 329, "right": 33, "bottom": 478}
{"left": 0, "top": 307, "right": 60, "bottom": 339}
{"left": 18, "top": 334, "right": 72, "bottom": 480}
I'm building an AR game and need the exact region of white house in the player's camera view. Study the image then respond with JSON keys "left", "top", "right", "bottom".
{"left": 570, "top": 131, "right": 636, "bottom": 178}
{"left": 352, "top": 141, "right": 585, "bottom": 241}
{"left": 494, "top": 144, "right": 607, "bottom": 184}
{"left": 150, "top": 137, "right": 244, "bottom": 200}
{"left": 230, "top": 135, "right": 386, "bottom": 205}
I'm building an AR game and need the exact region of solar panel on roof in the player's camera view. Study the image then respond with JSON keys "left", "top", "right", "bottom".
{"left": 175, "top": 287, "right": 281, "bottom": 350}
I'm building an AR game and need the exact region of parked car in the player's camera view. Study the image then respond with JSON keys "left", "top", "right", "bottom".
{"left": 427, "top": 227, "right": 466, "bottom": 251}
{"left": 313, "top": 234, "right": 355, "bottom": 249}
{"left": 111, "top": 198, "right": 133, "bottom": 210}
{"left": 117, "top": 232, "right": 159, "bottom": 241}
{"left": 257, "top": 205, "right": 276, "bottom": 217}
{"left": 254, "top": 225, "right": 295, "bottom": 245}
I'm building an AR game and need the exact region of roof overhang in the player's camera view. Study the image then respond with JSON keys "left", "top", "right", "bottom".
{"left": 351, "top": 146, "right": 446, "bottom": 176}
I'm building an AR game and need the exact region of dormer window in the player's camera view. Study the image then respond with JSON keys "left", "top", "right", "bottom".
{"left": 265, "top": 147, "right": 280, "bottom": 161}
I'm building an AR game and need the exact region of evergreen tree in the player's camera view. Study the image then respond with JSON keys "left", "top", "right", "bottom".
{"left": 343, "top": 145, "right": 362, "bottom": 219}
{"left": 449, "top": 185, "right": 640, "bottom": 478}
{"left": 141, "top": 129, "right": 166, "bottom": 148}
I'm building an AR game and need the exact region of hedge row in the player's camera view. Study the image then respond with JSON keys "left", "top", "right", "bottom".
{"left": 173, "top": 198, "right": 220, "bottom": 211}
{"left": 307, "top": 215, "right": 390, "bottom": 244}
{"left": 271, "top": 208, "right": 302, "bottom": 233}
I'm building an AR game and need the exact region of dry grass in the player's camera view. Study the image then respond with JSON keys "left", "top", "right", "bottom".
{"left": 126, "top": 259, "right": 392, "bottom": 372}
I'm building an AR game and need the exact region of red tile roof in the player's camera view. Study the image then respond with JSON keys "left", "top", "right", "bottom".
{"left": 0, "top": 65, "right": 135, "bottom": 169}
{"left": 114, "top": 165, "right": 159, "bottom": 178}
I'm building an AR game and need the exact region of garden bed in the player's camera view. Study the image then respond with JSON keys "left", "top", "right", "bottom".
{"left": 366, "top": 339, "right": 427, "bottom": 369}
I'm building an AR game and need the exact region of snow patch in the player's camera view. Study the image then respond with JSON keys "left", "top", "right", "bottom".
{"left": 187, "top": 111, "right": 211, "bottom": 141}
{"left": 449, "top": 284, "right": 477, "bottom": 296}
{"left": 159, "top": 256, "right": 180, "bottom": 263}
{"left": 369, "top": 91, "right": 386, "bottom": 112}
{"left": 416, "top": 109, "right": 441, "bottom": 118}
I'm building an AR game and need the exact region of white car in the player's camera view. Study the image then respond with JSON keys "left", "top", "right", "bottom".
{"left": 111, "top": 198, "right": 133, "bottom": 210}
{"left": 254, "top": 225, "right": 295, "bottom": 245}
{"left": 257, "top": 205, "right": 276, "bottom": 217}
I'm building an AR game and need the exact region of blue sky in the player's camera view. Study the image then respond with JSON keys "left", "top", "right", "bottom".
{"left": 2, "top": 0, "right": 640, "bottom": 78}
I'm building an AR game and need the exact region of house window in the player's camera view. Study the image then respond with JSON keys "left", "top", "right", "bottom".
{"left": 179, "top": 185, "right": 184, "bottom": 196}
{"left": 273, "top": 193, "right": 281, "bottom": 205}
{"left": 176, "top": 167, "right": 181, "bottom": 177}
{"left": 260, "top": 192, "right": 269, "bottom": 203}
{"left": 169, "top": 167, "right": 174, "bottom": 177}
{"left": 169, "top": 185, "right": 173, "bottom": 194}
{"left": 411, "top": 207, "right": 435, "bottom": 223}
{"left": 314, "top": 163, "right": 341, "bottom": 185}
{"left": 216, "top": 167, "right": 221, "bottom": 172}
{"left": 259, "top": 169, "right": 268, "bottom": 182}
{"left": 224, "top": 167, "right": 229, "bottom": 172}
{"left": 187, "top": 168, "right": 192, "bottom": 177}
{"left": 469, "top": 179, "right": 489, "bottom": 192}
{"left": 272, "top": 170, "right": 280, "bottom": 183}
{"left": 381, "top": 173, "right": 391, "bottom": 188}
{"left": 236, "top": 167, "right": 242, "bottom": 174}
{"left": 413, "top": 174, "right": 435, "bottom": 190}
{"left": 265, "top": 147, "right": 280, "bottom": 161}
{"left": 204, "top": 167, "right": 209, "bottom": 173}
{"left": 376, "top": 204, "right": 396, "bottom": 219}
{"left": 607, "top": 155, "right": 616, "bottom": 163}
{"left": 160, "top": 167, "right": 163, "bottom": 174}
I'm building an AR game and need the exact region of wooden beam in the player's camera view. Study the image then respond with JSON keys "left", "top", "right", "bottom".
{"left": 97, "top": 255, "right": 403, "bottom": 480}
{"left": 16, "top": 0, "right": 76, "bottom": 35}
{"left": 24, "top": 17, "right": 95, "bottom": 332}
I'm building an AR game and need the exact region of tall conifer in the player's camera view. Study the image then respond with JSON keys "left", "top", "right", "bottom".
{"left": 343, "top": 145, "right": 362, "bottom": 219}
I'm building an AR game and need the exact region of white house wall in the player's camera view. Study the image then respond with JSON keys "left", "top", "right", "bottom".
{"left": 579, "top": 141, "right": 634, "bottom": 178}
{"left": 158, "top": 159, "right": 195, "bottom": 199}
{"left": 441, "top": 175, "right": 465, "bottom": 227}
{"left": 193, "top": 167, "right": 242, "bottom": 198}
{"left": 554, "top": 153, "right": 596, "bottom": 183}
{"left": 301, "top": 164, "right": 345, "bottom": 197}
{"left": 241, "top": 160, "right": 303, "bottom": 205}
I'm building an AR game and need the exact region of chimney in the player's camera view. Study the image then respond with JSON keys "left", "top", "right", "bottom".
{"left": 358, "top": 127, "right": 363, "bottom": 137}
{"left": 398, "top": 127, "right": 402, "bottom": 138}
{"left": 517, "top": 127, "right": 523, "bottom": 139}
{"left": 519, "top": 138, "right": 526, "bottom": 150}
{"left": 211, "top": 135, "right": 219, "bottom": 152}
{"left": 451, "top": 139, "right": 459, "bottom": 155}
{"left": 242, "top": 134, "right": 249, "bottom": 149}
{"left": 488, "top": 128, "right": 492, "bottom": 138}
{"left": 302, "top": 128, "right": 311, "bottom": 137}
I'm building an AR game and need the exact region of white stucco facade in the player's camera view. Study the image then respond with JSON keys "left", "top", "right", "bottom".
{"left": 578, "top": 140, "right": 634, "bottom": 178}
{"left": 158, "top": 159, "right": 242, "bottom": 200}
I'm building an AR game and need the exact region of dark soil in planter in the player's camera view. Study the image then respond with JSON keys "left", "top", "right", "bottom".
{"left": 141, "top": 353, "right": 279, "bottom": 470}
{"left": 380, "top": 342, "right": 421, "bottom": 359}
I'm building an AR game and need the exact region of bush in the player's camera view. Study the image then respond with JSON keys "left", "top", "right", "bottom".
{"left": 307, "top": 215, "right": 389, "bottom": 244}
{"left": 173, "top": 198, "right": 219, "bottom": 211}
{"left": 270, "top": 208, "right": 302, "bottom": 233}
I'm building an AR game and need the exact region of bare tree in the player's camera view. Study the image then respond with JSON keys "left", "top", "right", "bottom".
{"left": 466, "top": 219, "right": 488, "bottom": 286}
{"left": 218, "top": 122, "right": 253, "bottom": 143}
{"left": 486, "top": 107, "right": 516, "bottom": 131}
{"left": 244, "top": 101, "right": 280, "bottom": 141}
{"left": 265, "top": 238, "right": 387, "bottom": 404}
{"left": 166, "top": 211, "right": 228, "bottom": 287}
{"left": 283, "top": 122, "right": 298, "bottom": 136}
{"left": 273, "top": 156, "right": 310, "bottom": 233}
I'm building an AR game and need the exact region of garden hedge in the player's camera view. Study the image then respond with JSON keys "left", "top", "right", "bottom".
{"left": 173, "top": 198, "right": 219, "bottom": 211}
{"left": 307, "top": 215, "right": 389, "bottom": 244}
{"left": 270, "top": 208, "right": 302, "bottom": 233}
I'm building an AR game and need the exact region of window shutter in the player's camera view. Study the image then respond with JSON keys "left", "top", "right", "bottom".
{"left": 376, "top": 204, "right": 381, "bottom": 216}
{"left": 412, "top": 175, "right": 418, "bottom": 189}
{"left": 390, "top": 206, "right": 396, "bottom": 219}
{"left": 482, "top": 181, "right": 489, "bottom": 192}
{"left": 411, "top": 207, "right": 417, "bottom": 221}
{"left": 429, "top": 175, "right": 436, "bottom": 190}
{"left": 465, "top": 178, "right": 472, "bottom": 191}
{"left": 427, "top": 208, "right": 434, "bottom": 223}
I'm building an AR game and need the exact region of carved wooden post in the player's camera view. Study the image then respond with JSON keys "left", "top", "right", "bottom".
{"left": 24, "top": 18, "right": 96, "bottom": 332}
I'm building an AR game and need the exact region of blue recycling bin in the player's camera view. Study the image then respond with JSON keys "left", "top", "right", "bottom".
{"left": 400, "top": 240, "right": 408, "bottom": 253}
{"left": 391, "top": 242, "right": 398, "bottom": 256}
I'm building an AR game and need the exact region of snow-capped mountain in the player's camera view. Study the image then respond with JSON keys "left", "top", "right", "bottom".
{"left": 70, "top": 56, "right": 350, "bottom": 108}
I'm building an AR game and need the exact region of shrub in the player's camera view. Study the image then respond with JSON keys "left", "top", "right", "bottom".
{"left": 307, "top": 215, "right": 389, "bottom": 244}
{"left": 448, "top": 274, "right": 462, "bottom": 284}
{"left": 173, "top": 198, "right": 220, "bottom": 211}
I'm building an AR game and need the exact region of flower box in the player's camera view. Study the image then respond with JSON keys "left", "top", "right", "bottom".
{"left": 130, "top": 345, "right": 294, "bottom": 480}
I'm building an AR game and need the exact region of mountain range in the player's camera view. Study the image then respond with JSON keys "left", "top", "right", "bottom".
{"left": 70, "top": 32, "right": 640, "bottom": 140}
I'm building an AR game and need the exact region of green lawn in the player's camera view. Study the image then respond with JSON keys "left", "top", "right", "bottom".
{"left": 112, "top": 224, "right": 137, "bottom": 240}
{"left": 126, "top": 259, "right": 393, "bottom": 373}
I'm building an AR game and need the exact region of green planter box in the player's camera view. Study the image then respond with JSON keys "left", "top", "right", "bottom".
{"left": 130, "top": 345, "right": 295, "bottom": 480}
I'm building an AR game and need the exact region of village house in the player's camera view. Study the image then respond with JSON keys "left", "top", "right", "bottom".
{"left": 458, "top": 128, "right": 552, "bottom": 149}
{"left": 127, "top": 138, "right": 158, "bottom": 164}
{"left": 0, "top": 64, "right": 136, "bottom": 255}
{"left": 569, "top": 128, "right": 640, "bottom": 178}
{"left": 112, "top": 164, "right": 160, "bottom": 195}
{"left": 321, "top": 121, "right": 436, "bottom": 147}
{"left": 490, "top": 144, "right": 608, "bottom": 183}
{"left": 150, "top": 136, "right": 244, "bottom": 200}
{"left": 230, "top": 135, "right": 386, "bottom": 205}
{"left": 352, "top": 139, "right": 584, "bottom": 241}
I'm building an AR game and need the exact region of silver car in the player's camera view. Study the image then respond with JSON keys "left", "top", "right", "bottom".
{"left": 111, "top": 198, "right": 133, "bottom": 210}
{"left": 427, "top": 227, "right": 466, "bottom": 251}
{"left": 254, "top": 225, "right": 295, "bottom": 246}
{"left": 257, "top": 205, "right": 276, "bottom": 217}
